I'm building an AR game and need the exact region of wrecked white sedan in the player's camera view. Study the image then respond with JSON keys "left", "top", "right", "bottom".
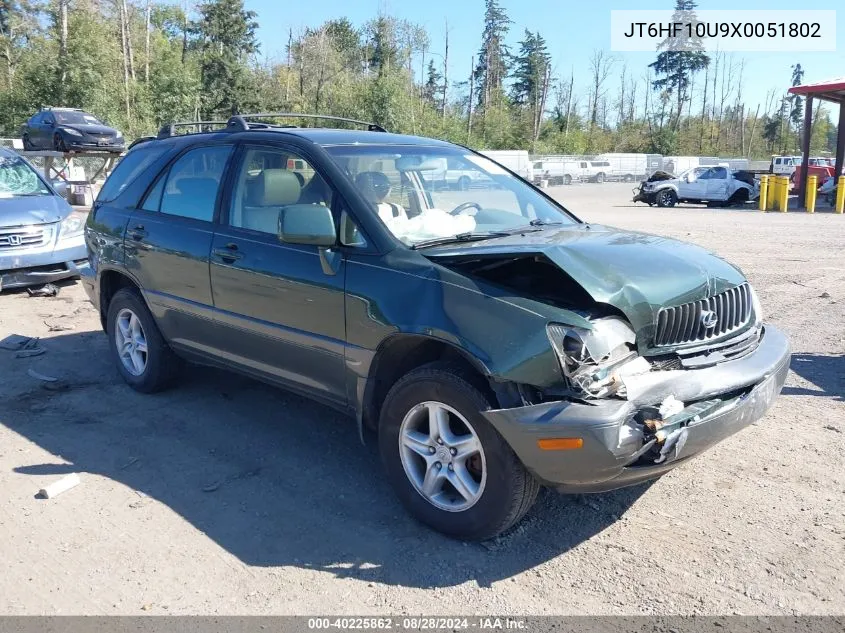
{"left": 634, "top": 166, "right": 759, "bottom": 208}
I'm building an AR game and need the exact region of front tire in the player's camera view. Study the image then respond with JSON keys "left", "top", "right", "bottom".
{"left": 106, "top": 288, "right": 180, "bottom": 393}
{"left": 656, "top": 189, "right": 678, "bottom": 207}
{"left": 595, "top": 172, "right": 606, "bottom": 183}
{"left": 22, "top": 133, "right": 33, "bottom": 151}
{"left": 458, "top": 176, "right": 471, "bottom": 191}
{"left": 563, "top": 174, "right": 572, "bottom": 185}
{"left": 53, "top": 133, "right": 68, "bottom": 153}
{"left": 379, "top": 364, "right": 539, "bottom": 540}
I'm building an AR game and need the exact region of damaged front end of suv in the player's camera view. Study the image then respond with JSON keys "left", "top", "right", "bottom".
{"left": 427, "top": 227, "right": 791, "bottom": 493}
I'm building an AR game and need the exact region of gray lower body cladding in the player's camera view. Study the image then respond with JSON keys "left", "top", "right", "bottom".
{"left": 482, "top": 324, "right": 791, "bottom": 493}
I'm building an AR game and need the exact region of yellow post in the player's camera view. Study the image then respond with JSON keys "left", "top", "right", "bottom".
{"left": 836, "top": 176, "right": 845, "bottom": 214}
{"left": 759, "top": 175, "right": 769, "bottom": 211}
{"left": 779, "top": 176, "right": 789, "bottom": 212}
{"left": 806, "top": 175, "right": 817, "bottom": 213}
{"left": 768, "top": 176, "right": 779, "bottom": 210}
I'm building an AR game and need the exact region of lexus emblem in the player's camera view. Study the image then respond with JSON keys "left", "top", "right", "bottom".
{"left": 8, "top": 235, "right": 21, "bottom": 246}
{"left": 700, "top": 310, "right": 718, "bottom": 329}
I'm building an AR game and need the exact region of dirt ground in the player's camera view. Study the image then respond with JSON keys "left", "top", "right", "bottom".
{"left": 1, "top": 182, "right": 843, "bottom": 615}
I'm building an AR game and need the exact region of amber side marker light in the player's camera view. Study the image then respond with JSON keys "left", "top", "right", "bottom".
{"left": 537, "top": 438, "right": 583, "bottom": 450}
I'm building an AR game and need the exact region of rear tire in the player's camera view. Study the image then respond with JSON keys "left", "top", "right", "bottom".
{"left": 458, "top": 176, "right": 471, "bottom": 191}
{"left": 563, "top": 174, "right": 572, "bottom": 186}
{"left": 22, "top": 133, "right": 33, "bottom": 151}
{"left": 106, "top": 288, "right": 180, "bottom": 393}
{"left": 623, "top": 174, "right": 634, "bottom": 183}
{"left": 379, "top": 363, "right": 539, "bottom": 541}
{"left": 727, "top": 188, "right": 750, "bottom": 207}
{"left": 656, "top": 189, "right": 678, "bottom": 207}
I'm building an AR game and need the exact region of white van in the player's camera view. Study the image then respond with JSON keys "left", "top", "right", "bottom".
{"left": 533, "top": 160, "right": 588, "bottom": 185}
{"left": 479, "top": 150, "right": 533, "bottom": 182}
{"left": 594, "top": 153, "right": 663, "bottom": 182}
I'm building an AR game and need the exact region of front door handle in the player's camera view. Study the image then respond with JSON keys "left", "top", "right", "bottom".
{"left": 212, "top": 243, "right": 243, "bottom": 262}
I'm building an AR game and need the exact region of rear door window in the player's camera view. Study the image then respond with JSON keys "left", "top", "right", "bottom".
{"left": 157, "top": 145, "right": 233, "bottom": 221}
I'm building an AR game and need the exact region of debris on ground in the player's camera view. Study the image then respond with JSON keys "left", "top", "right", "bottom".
{"left": 820, "top": 292, "right": 831, "bottom": 299}
{"left": 823, "top": 425, "right": 842, "bottom": 433}
{"left": 42, "top": 380, "right": 71, "bottom": 392}
{"left": 15, "top": 348, "right": 46, "bottom": 359}
{"left": 26, "top": 283, "right": 60, "bottom": 298}
{"left": 43, "top": 320, "right": 75, "bottom": 332}
{"left": 37, "top": 473, "right": 81, "bottom": 499}
{"left": 202, "top": 467, "right": 262, "bottom": 493}
{"left": 27, "top": 368, "right": 58, "bottom": 382}
{"left": 120, "top": 457, "right": 140, "bottom": 470}
{"left": 0, "top": 334, "right": 40, "bottom": 351}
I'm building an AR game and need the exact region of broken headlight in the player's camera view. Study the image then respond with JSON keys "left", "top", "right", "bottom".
{"left": 547, "top": 317, "right": 649, "bottom": 399}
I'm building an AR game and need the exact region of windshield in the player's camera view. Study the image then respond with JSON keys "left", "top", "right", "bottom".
{"left": 54, "top": 111, "right": 102, "bottom": 125}
{"left": 324, "top": 145, "right": 578, "bottom": 246}
{"left": 0, "top": 155, "right": 51, "bottom": 197}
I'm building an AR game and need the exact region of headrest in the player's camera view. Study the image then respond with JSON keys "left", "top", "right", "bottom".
{"left": 251, "top": 169, "right": 301, "bottom": 206}
{"left": 355, "top": 171, "right": 391, "bottom": 201}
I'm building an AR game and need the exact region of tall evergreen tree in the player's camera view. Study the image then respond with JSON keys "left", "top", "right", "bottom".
{"left": 649, "top": 0, "right": 709, "bottom": 128}
{"left": 475, "top": 0, "right": 511, "bottom": 110}
{"left": 423, "top": 58, "right": 442, "bottom": 106}
{"left": 194, "top": 0, "right": 258, "bottom": 118}
{"left": 511, "top": 30, "right": 552, "bottom": 145}
{"left": 789, "top": 63, "right": 804, "bottom": 127}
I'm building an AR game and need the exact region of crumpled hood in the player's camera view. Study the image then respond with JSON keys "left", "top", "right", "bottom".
{"left": 0, "top": 194, "right": 71, "bottom": 227}
{"left": 425, "top": 223, "right": 747, "bottom": 339}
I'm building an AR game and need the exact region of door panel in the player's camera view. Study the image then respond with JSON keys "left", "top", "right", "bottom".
{"left": 209, "top": 145, "right": 347, "bottom": 404}
{"left": 679, "top": 167, "right": 707, "bottom": 199}
{"left": 126, "top": 144, "right": 233, "bottom": 354}
{"left": 705, "top": 167, "right": 730, "bottom": 200}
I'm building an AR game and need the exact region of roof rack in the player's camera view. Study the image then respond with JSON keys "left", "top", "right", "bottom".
{"left": 156, "top": 121, "right": 229, "bottom": 139}
{"left": 226, "top": 113, "right": 387, "bottom": 133}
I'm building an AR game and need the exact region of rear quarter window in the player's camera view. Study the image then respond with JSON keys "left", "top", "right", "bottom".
{"left": 97, "top": 143, "right": 171, "bottom": 203}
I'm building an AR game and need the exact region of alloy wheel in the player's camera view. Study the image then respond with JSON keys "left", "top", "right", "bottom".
{"left": 114, "top": 308, "right": 148, "bottom": 376}
{"left": 398, "top": 401, "right": 487, "bottom": 512}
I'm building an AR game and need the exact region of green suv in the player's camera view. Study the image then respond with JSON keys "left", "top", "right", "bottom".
{"left": 82, "top": 114, "right": 791, "bottom": 540}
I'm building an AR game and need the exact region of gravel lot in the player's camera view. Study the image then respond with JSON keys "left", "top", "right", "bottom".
{"left": 1, "top": 182, "right": 843, "bottom": 615}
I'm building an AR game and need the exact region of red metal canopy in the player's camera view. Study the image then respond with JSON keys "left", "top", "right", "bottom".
{"left": 788, "top": 77, "right": 845, "bottom": 104}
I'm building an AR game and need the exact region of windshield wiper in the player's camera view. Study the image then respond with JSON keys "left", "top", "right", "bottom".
{"left": 527, "top": 219, "right": 563, "bottom": 226}
{"left": 410, "top": 231, "right": 511, "bottom": 250}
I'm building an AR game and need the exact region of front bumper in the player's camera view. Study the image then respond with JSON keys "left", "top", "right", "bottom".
{"left": 0, "top": 235, "right": 88, "bottom": 290}
{"left": 483, "top": 324, "right": 791, "bottom": 493}
{"left": 64, "top": 138, "right": 125, "bottom": 152}
{"left": 632, "top": 186, "right": 657, "bottom": 204}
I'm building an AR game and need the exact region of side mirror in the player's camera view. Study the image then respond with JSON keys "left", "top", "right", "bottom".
{"left": 278, "top": 204, "right": 336, "bottom": 247}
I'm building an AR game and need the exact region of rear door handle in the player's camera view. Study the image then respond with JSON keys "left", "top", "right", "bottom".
{"left": 213, "top": 243, "right": 243, "bottom": 262}
{"left": 129, "top": 223, "right": 147, "bottom": 241}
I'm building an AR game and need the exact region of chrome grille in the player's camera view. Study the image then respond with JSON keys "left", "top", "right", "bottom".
{"left": 0, "top": 227, "right": 50, "bottom": 250}
{"left": 655, "top": 283, "right": 753, "bottom": 347}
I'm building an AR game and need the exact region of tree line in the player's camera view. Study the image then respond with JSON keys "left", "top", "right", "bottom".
{"left": 0, "top": 0, "right": 838, "bottom": 158}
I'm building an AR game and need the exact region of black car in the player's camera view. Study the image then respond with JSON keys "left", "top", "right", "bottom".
{"left": 81, "top": 113, "right": 789, "bottom": 540}
{"left": 21, "top": 107, "right": 125, "bottom": 153}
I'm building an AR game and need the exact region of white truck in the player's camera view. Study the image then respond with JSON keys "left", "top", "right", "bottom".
{"left": 593, "top": 153, "right": 663, "bottom": 182}
{"left": 633, "top": 165, "right": 758, "bottom": 208}
{"left": 479, "top": 150, "right": 533, "bottom": 182}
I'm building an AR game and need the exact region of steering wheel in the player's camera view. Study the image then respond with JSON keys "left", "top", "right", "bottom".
{"left": 449, "top": 201, "right": 482, "bottom": 216}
